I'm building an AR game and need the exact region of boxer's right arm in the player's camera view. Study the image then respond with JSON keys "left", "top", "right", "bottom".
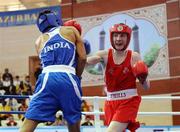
{"left": 35, "top": 34, "right": 49, "bottom": 54}
{"left": 73, "top": 28, "right": 87, "bottom": 78}
{"left": 35, "top": 36, "right": 42, "bottom": 54}
{"left": 87, "top": 50, "right": 107, "bottom": 65}
{"left": 87, "top": 55, "right": 101, "bottom": 64}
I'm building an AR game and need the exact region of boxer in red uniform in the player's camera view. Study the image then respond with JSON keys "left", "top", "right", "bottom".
{"left": 87, "top": 23, "right": 150, "bottom": 132}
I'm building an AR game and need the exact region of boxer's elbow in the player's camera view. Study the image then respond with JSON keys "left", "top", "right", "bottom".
{"left": 80, "top": 55, "right": 87, "bottom": 62}
{"left": 78, "top": 55, "right": 87, "bottom": 65}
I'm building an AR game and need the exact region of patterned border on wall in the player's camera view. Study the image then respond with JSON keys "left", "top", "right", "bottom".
{"left": 76, "top": 4, "right": 169, "bottom": 86}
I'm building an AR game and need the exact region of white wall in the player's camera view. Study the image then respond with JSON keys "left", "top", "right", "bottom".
{"left": 0, "top": 25, "right": 40, "bottom": 77}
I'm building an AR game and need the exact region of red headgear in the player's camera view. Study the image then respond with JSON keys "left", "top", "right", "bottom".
{"left": 110, "top": 23, "right": 132, "bottom": 50}
{"left": 64, "top": 20, "right": 82, "bottom": 35}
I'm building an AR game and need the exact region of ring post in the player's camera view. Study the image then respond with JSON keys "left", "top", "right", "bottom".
{"left": 93, "top": 96, "right": 101, "bottom": 131}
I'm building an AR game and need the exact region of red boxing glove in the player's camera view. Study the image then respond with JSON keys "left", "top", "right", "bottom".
{"left": 132, "top": 61, "right": 148, "bottom": 84}
{"left": 64, "top": 20, "right": 82, "bottom": 35}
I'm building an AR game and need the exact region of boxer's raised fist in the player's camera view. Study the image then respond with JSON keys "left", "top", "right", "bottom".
{"left": 132, "top": 61, "right": 148, "bottom": 84}
{"left": 64, "top": 20, "right": 82, "bottom": 35}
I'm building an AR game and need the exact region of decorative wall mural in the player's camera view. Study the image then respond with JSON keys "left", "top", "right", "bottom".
{"left": 76, "top": 4, "right": 169, "bottom": 86}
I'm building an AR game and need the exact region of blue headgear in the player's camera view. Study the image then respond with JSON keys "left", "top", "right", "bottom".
{"left": 37, "top": 10, "right": 61, "bottom": 33}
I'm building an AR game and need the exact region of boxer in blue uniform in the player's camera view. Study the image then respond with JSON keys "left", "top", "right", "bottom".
{"left": 19, "top": 10, "right": 87, "bottom": 132}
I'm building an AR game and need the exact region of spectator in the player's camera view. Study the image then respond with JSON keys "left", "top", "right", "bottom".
{"left": 0, "top": 75, "right": 5, "bottom": 95}
{"left": 81, "top": 115, "right": 93, "bottom": 126}
{"left": 13, "top": 75, "right": 21, "bottom": 95}
{"left": 2, "top": 68, "right": 13, "bottom": 84}
{"left": 0, "top": 99, "right": 11, "bottom": 120}
{"left": 34, "top": 64, "right": 42, "bottom": 81}
{"left": 0, "top": 88, "right": 5, "bottom": 95}
{"left": 19, "top": 75, "right": 32, "bottom": 95}
{"left": 6, "top": 115, "right": 17, "bottom": 126}
{"left": 9, "top": 83, "right": 16, "bottom": 95}
{"left": 81, "top": 100, "right": 90, "bottom": 112}
{"left": 2, "top": 76, "right": 11, "bottom": 95}
{"left": 24, "top": 75, "right": 32, "bottom": 95}
{"left": 18, "top": 100, "right": 28, "bottom": 120}
{"left": 6, "top": 98, "right": 19, "bottom": 111}
{"left": 53, "top": 114, "right": 66, "bottom": 126}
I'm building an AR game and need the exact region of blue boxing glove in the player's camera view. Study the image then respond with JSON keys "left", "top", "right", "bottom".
{"left": 83, "top": 39, "right": 91, "bottom": 55}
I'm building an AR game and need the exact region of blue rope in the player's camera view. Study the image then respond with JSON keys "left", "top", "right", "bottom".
{"left": 0, "top": 95, "right": 30, "bottom": 99}
{"left": 0, "top": 111, "right": 25, "bottom": 114}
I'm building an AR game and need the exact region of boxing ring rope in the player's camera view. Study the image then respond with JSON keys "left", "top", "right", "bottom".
{"left": 2, "top": 94, "right": 180, "bottom": 100}
{"left": 1, "top": 111, "right": 180, "bottom": 116}
{"left": 1, "top": 95, "right": 180, "bottom": 114}
{"left": 1, "top": 95, "right": 180, "bottom": 131}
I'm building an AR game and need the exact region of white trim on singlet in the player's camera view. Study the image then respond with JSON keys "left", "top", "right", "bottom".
{"left": 42, "top": 65, "right": 75, "bottom": 75}
{"left": 31, "top": 72, "right": 49, "bottom": 100}
{"left": 67, "top": 74, "right": 81, "bottom": 100}
{"left": 46, "top": 27, "right": 60, "bottom": 38}
{"left": 68, "top": 48, "right": 76, "bottom": 67}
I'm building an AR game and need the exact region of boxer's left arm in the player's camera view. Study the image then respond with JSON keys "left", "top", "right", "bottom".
{"left": 64, "top": 20, "right": 91, "bottom": 55}
{"left": 131, "top": 52, "right": 150, "bottom": 89}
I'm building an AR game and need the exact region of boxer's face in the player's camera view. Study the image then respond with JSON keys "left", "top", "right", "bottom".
{"left": 112, "top": 32, "right": 128, "bottom": 51}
